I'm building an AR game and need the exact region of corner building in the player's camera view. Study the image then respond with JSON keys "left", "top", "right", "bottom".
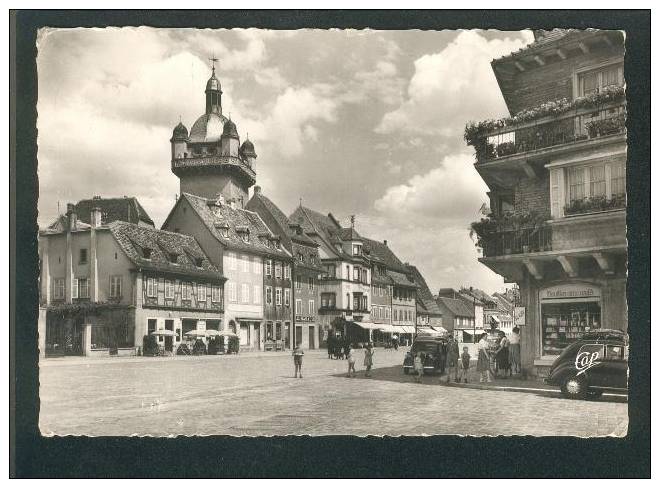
{"left": 467, "top": 29, "right": 627, "bottom": 376}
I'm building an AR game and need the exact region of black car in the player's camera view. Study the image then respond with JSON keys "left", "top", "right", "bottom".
{"left": 403, "top": 337, "right": 447, "bottom": 375}
{"left": 544, "top": 329, "right": 628, "bottom": 399}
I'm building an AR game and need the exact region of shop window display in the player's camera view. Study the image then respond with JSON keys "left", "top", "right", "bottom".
{"left": 541, "top": 301, "right": 601, "bottom": 356}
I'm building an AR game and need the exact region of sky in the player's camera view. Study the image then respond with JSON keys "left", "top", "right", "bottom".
{"left": 36, "top": 27, "right": 535, "bottom": 294}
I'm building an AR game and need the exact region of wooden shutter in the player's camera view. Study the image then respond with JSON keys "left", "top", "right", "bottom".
{"left": 549, "top": 168, "right": 564, "bottom": 218}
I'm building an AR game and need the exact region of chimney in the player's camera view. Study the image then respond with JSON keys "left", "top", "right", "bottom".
{"left": 66, "top": 203, "right": 77, "bottom": 231}
{"left": 383, "top": 240, "right": 387, "bottom": 246}
{"left": 91, "top": 207, "right": 102, "bottom": 228}
{"left": 254, "top": 185, "right": 261, "bottom": 195}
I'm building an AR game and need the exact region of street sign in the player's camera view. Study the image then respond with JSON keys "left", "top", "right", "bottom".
{"left": 514, "top": 306, "right": 526, "bottom": 326}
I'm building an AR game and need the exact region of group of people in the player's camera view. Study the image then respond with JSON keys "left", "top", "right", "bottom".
{"left": 476, "top": 327, "right": 522, "bottom": 382}
{"left": 294, "top": 340, "right": 375, "bottom": 379}
{"left": 410, "top": 334, "right": 470, "bottom": 384}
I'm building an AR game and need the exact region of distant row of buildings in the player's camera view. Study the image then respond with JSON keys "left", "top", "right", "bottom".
{"left": 37, "top": 64, "right": 505, "bottom": 358}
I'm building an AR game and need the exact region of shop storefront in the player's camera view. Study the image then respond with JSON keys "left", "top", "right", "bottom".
{"left": 539, "top": 283, "right": 601, "bottom": 357}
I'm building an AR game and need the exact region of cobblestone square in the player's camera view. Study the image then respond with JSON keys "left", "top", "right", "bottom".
{"left": 39, "top": 348, "right": 628, "bottom": 437}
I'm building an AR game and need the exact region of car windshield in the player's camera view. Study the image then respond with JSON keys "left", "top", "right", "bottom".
{"left": 412, "top": 341, "right": 440, "bottom": 353}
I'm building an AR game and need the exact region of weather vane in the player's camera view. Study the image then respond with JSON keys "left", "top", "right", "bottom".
{"left": 209, "top": 55, "right": 219, "bottom": 72}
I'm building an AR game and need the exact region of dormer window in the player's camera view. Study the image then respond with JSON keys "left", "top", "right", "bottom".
{"left": 194, "top": 257, "right": 203, "bottom": 268}
{"left": 242, "top": 232, "right": 250, "bottom": 243}
{"left": 142, "top": 247, "right": 152, "bottom": 259}
{"left": 298, "top": 253, "right": 305, "bottom": 262}
{"left": 168, "top": 253, "right": 178, "bottom": 264}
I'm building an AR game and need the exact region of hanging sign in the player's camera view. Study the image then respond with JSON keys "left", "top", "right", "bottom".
{"left": 514, "top": 306, "right": 526, "bottom": 326}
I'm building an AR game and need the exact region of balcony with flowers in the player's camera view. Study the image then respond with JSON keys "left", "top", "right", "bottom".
{"left": 469, "top": 211, "right": 552, "bottom": 258}
{"left": 464, "top": 85, "right": 626, "bottom": 167}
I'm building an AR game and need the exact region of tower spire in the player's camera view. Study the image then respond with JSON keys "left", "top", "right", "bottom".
{"left": 205, "top": 57, "right": 222, "bottom": 115}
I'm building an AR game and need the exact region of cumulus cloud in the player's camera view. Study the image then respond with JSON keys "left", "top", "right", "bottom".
{"left": 375, "top": 30, "right": 534, "bottom": 139}
{"left": 374, "top": 153, "right": 488, "bottom": 222}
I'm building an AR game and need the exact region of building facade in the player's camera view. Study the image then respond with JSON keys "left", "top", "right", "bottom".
{"left": 406, "top": 264, "right": 444, "bottom": 330}
{"left": 39, "top": 206, "right": 224, "bottom": 357}
{"left": 466, "top": 29, "right": 627, "bottom": 376}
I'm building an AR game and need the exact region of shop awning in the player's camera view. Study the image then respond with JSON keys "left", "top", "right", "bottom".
{"left": 417, "top": 327, "right": 442, "bottom": 336}
{"left": 399, "top": 326, "right": 416, "bottom": 335}
{"left": 458, "top": 328, "right": 485, "bottom": 336}
{"left": 431, "top": 326, "right": 448, "bottom": 334}
{"left": 236, "top": 317, "right": 263, "bottom": 322}
{"left": 352, "top": 321, "right": 381, "bottom": 331}
{"left": 374, "top": 324, "right": 399, "bottom": 334}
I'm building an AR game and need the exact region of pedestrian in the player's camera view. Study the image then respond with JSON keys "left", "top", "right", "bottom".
{"left": 392, "top": 334, "right": 399, "bottom": 351}
{"left": 363, "top": 342, "right": 374, "bottom": 377}
{"left": 446, "top": 333, "right": 460, "bottom": 383}
{"left": 457, "top": 346, "right": 471, "bottom": 383}
{"left": 413, "top": 351, "right": 424, "bottom": 383}
{"left": 327, "top": 334, "right": 334, "bottom": 360}
{"left": 477, "top": 332, "right": 493, "bottom": 383}
{"left": 495, "top": 331, "right": 511, "bottom": 378}
{"left": 346, "top": 344, "right": 357, "bottom": 378}
{"left": 292, "top": 341, "right": 304, "bottom": 378}
{"left": 509, "top": 327, "right": 521, "bottom": 374}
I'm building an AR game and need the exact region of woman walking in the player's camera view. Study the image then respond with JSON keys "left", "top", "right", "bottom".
{"left": 477, "top": 332, "right": 493, "bottom": 383}
{"left": 509, "top": 327, "right": 521, "bottom": 374}
{"left": 363, "top": 343, "right": 374, "bottom": 377}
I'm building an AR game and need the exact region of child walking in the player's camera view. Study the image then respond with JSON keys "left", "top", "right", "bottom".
{"left": 346, "top": 344, "right": 357, "bottom": 378}
{"left": 292, "top": 342, "right": 304, "bottom": 378}
{"left": 457, "top": 346, "right": 471, "bottom": 383}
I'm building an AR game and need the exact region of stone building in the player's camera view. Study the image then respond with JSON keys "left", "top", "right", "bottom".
{"left": 39, "top": 205, "right": 224, "bottom": 357}
{"left": 466, "top": 29, "right": 627, "bottom": 376}
{"left": 405, "top": 264, "right": 444, "bottom": 331}
{"left": 246, "top": 187, "right": 325, "bottom": 349}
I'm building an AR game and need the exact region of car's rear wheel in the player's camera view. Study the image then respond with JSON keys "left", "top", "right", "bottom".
{"left": 561, "top": 375, "right": 587, "bottom": 399}
{"left": 403, "top": 367, "right": 410, "bottom": 375}
{"left": 586, "top": 389, "right": 604, "bottom": 400}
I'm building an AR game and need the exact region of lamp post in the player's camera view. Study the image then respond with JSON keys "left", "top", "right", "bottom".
{"left": 470, "top": 286, "right": 476, "bottom": 344}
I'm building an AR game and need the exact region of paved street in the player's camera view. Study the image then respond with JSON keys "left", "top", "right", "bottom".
{"left": 39, "top": 348, "right": 628, "bottom": 437}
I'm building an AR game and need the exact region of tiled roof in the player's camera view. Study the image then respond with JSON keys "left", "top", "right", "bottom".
{"left": 494, "top": 29, "right": 599, "bottom": 63}
{"left": 338, "top": 227, "right": 362, "bottom": 241}
{"left": 406, "top": 265, "right": 443, "bottom": 316}
{"left": 182, "top": 193, "right": 288, "bottom": 259}
{"left": 436, "top": 296, "right": 474, "bottom": 318}
{"left": 361, "top": 237, "right": 407, "bottom": 273}
{"left": 247, "top": 193, "right": 318, "bottom": 247}
{"left": 109, "top": 221, "right": 223, "bottom": 280}
{"left": 45, "top": 214, "right": 91, "bottom": 233}
{"left": 387, "top": 269, "right": 418, "bottom": 289}
{"left": 459, "top": 287, "right": 496, "bottom": 307}
{"left": 289, "top": 205, "right": 345, "bottom": 257}
{"left": 75, "top": 197, "right": 154, "bottom": 226}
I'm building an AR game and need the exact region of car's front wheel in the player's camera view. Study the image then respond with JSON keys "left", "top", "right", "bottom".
{"left": 561, "top": 375, "right": 587, "bottom": 399}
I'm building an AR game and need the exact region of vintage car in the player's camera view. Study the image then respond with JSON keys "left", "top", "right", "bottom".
{"left": 544, "top": 329, "right": 628, "bottom": 399}
{"left": 403, "top": 336, "right": 448, "bottom": 375}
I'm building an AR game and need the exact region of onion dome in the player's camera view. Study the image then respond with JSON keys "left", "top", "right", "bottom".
{"left": 240, "top": 138, "right": 257, "bottom": 157}
{"left": 206, "top": 68, "right": 221, "bottom": 92}
{"left": 189, "top": 113, "right": 227, "bottom": 143}
{"left": 222, "top": 119, "right": 239, "bottom": 139}
{"left": 171, "top": 121, "right": 189, "bottom": 141}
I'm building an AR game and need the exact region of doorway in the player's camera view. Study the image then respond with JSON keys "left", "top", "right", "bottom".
{"left": 308, "top": 325, "right": 315, "bottom": 349}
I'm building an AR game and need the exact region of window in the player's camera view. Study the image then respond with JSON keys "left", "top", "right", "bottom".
{"left": 146, "top": 277, "right": 156, "bottom": 297}
{"left": 275, "top": 261, "right": 282, "bottom": 278}
{"left": 147, "top": 319, "right": 157, "bottom": 335}
{"left": 284, "top": 288, "right": 291, "bottom": 307}
{"left": 228, "top": 282, "right": 237, "bottom": 302}
{"left": 266, "top": 286, "right": 273, "bottom": 305}
{"left": 198, "top": 284, "right": 207, "bottom": 302}
{"left": 308, "top": 277, "right": 315, "bottom": 291}
{"left": 295, "top": 276, "right": 302, "bottom": 290}
{"left": 541, "top": 301, "right": 601, "bottom": 356}
{"left": 79, "top": 248, "right": 88, "bottom": 265}
{"left": 295, "top": 299, "right": 302, "bottom": 314}
{"left": 308, "top": 300, "right": 315, "bottom": 315}
{"left": 165, "top": 280, "right": 174, "bottom": 299}
{"left": 241, "top": 255, "right": 250, "bottom": 273}
{"left": 321, "top": 292, "right": 335, "bottom": 308}
{"left": 220, "top": 227, "right": 229, "bottom": 238}
{"left": 346, "top": 293, "right": 351, "bottom": 309}
{"left": 385, "top": 307, "right": 390, "bottom": 319}
{"left": 253, "top": 285, "right": 261, "bottom": 304}
{"left": 241, "top": 232, "right": 250, "bottom": 244}
{"left": 567, "top": 166, "right": 585, "bottom": 203}
{"left": 265, "top": 259, "right": 272, "bottom": 276}
{"left": 212, "top": 285, "right": 221, "bottom": 302}
{"left": 168, "top": 253, "right": 178, "bottom": 264}
{"left": 589, "top": 164, "right": 606, "bottom": 198}
{"left": 353, "top": 295, "right": 360, "bottom": 310}
{"left": 298, "top": 253, "right": 305, "bottom": 262}
{"left": 362, "top": 296, "right": 368, "bottom": 311}
{"left": 228, "top": 252, "right": 237, "bottom": 271}
{"left": 284, "top": 265, "right": 290, "bottom": 279}
{"left": 241, "top": 283, "right": 249, "bottom": 303}
{"left": 275, "top": 288, "right": 282, "bottom": 306}
{"left": 73, "top": 278, "right": 89, "bottom": 299}
{"left": 110, "top": 275, "right": 122, "bottom": 298}
{"left": 181, "top": 282, "right": 191, "bottom": 301}
{"left": 610, "top": 162, "right": 626, "bottom": 198}
{"left": 353, "top": 245, "right": 361, "bottom": 255}
{"left": 605, "top": 344, "right": 624, "bottom": 360}
{"left": 53, "top": 278, "right": 65, "bottom": 300}
{"left": 578, "top": 63, "right": 623, "bottom": 97}
{"left": 253, "top": 258, "right": 261, "bottom": 274}
{"left": 362, "top": 269, "right": 368, "bottom": 284}
{"left": 353, "top": 267, "right": 360, "bottom": 282}
{"left": 346, "top": 265, "right": 350, "bottom": 279}
{"left": 143, "top": 248, "right": 152, "bottom": 259}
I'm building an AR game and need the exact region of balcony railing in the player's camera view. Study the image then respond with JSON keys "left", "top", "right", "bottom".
{"left": 480, "top": 225, "right": 553, "bottom": 258}
{"left": 470, "top": 100, "right": 626, "bottom": 163}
